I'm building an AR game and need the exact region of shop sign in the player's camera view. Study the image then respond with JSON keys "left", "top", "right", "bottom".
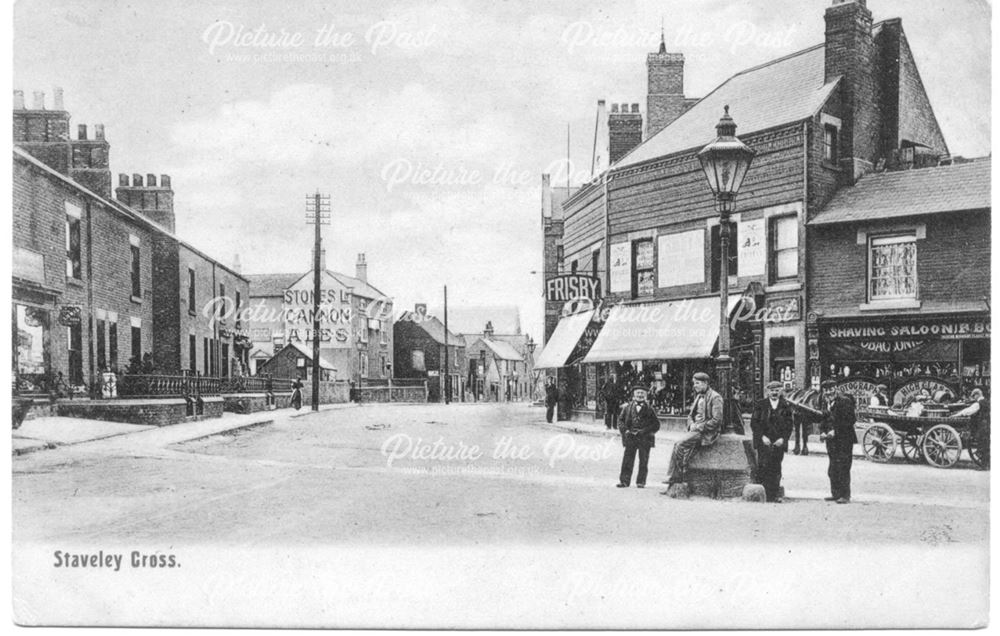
{"left": 893, "top": 378, "right": 956, "bottom": 406}
{"left": 545, "top": 274, "right": 601, "bottom": 302}
{"left": 737, "top": 219, "right": 766, "bottom": 277}
{"left": 57, "top": 305, "right": 82, "bottom": 327}
{"left": 428, "top": 370, "right": 440, "bottom": 377}
{"left": 832, "top": 379, "right": 877, "bottom": 404}
{"left": 825, "top": 319, "right": 990, "bottom": 341}
{"left": 765, "top": 296, "right": 800, "bottom": 322}
{"left": 609, "top": 243, "right": 631, "bottom": 293}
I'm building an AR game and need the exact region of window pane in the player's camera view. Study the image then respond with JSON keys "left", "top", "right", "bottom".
{"left": 870, "top": 237, "right": 917, "bottom": 299}
{"left": 777, "top": 248, "right": 798, "bottom": 279}
{"left": 635, "top": 241, "right": 654, "bottom": 269}
{"left": 776, "top": 216, "right": 797, "bottom": 249}
{"left": 637, "top": 270, "right": 655, "bottom": 296}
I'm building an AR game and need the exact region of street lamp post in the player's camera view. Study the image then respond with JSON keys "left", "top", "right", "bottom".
{"left": 697, "top": 105, "right": 755, "bottom": 434}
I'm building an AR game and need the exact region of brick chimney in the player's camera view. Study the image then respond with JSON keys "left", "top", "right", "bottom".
{"left": 609, "top": 103, "right": 643, "bottom": 165}
{"left": 646, "top": 34, "right": 689, "bottom": 138}
{"left": 356, "top": 253, "right": 367, "bottom": 282}
{"left": 70, "top": 121, "right": 112, "bottom": 198}
{"left": 483, "top": 321, "right": 494, "bottom": 338}
{"left": 825, "top": 0, "right": 877, "bottom": 182}
{"left": 116, "top": 172, "right": 175, "bottom": 232}
{"left": 13, "top": 87, "right": 72, "bottom": 174}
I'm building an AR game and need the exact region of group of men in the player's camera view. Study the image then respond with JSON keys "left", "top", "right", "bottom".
{"left": 611, "top": 373, "right": 862, "bottom": 503}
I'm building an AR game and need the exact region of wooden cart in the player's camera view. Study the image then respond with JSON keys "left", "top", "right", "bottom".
{"left": 857, "top": 407, "right": 987, "bottom": 469}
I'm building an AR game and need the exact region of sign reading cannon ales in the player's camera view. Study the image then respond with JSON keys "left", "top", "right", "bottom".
{"left": 545, "top": 274, "right": 601, "bottom": 303}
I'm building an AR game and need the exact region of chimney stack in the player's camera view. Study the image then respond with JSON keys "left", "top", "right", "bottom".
{"left": 356, "top": 253, "right": 367, "bottom": 282}
{"left": 608, "top": 102, "right": 643, "bottom": 165}
{"left": 825, "top": 0, "right": 877, "bottom": 182}
{"left": 646, "top": 36, "right": 688, "bottom": 138}
{"left": 484, "top": 321, "right": 494, "bottom": 338}
{"left": 115, "top": 171, "right": 175, "bottom": 232}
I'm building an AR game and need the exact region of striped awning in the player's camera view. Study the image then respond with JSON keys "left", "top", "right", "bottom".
{"left": 534, "top": 310, "right": 596, "bottom": 369}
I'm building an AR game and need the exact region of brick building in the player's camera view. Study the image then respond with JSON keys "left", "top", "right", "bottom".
{"left": 13, "top": 89, "right": 248, "bottom": 394}
{"left": 465, "top": 322, "right": 534, "bottom": 402}
{"left": 245, "top": 252, "right": 394, "bottom": 384}
{"left": 393, "top": 305, "right": 465, "bottom": 402}
{"left": 807, "top": 158, "right": 990, "bottom": 405}
{"left": 539, "top": 0, "right": 953, "bottom": 417}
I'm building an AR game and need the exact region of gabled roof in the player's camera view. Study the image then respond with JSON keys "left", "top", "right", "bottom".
{"left": 810, "top": 159, "right": 991, "bottom": 225}
{"left": 246, "top": 270, "right": 390, "bottom": 300}
{"left": 480, "top": 338, "right": 524, "bottom": 362}
{"left": 284, "top": 342, "right": 337, "bottom": 370}
{"left": 615, "top": 43, "right": 839, "bottom": 168}
{"left": 396, "top": 311, "right": 463, "bottom": 346}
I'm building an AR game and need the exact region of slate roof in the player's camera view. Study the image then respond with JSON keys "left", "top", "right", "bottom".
{"left": 480, "top": 338, "right": 524, "bottom": 362}
{"left": 810, "top": 159, "right": 992, "bottom": 225}
{"left": 247, "top": 270, "right": 390, "bottom": 300}
{"left": 614, "top": 39, "right": 847, "bottom": 169}
{"left": 396, "top": 311, "right": 463, "bottom": 346}
{"left": 286, "top": 342, "right": 337, "bottom": 370}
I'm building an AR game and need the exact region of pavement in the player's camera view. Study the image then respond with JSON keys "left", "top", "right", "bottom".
{"left": 11, "top": 402, "right": 360, "bottom": 456}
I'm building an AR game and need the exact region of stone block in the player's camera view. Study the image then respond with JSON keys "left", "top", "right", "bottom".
{"left": 686, "top": 434, "right": 757, "bottom": 499}
{"left": 665, "top": 482, "right": 690, "bottom": 499}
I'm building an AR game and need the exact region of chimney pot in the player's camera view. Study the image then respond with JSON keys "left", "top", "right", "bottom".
{"left": 631, "top": 103, "right": 640, "bottom": 113}
{"left": 119, "top": 174, "right": 129, "bottom": 186}
{"left": 77, "top": 124, "right": 87, "bottom": 140}
{"left": 161, "top": 175, "right": 171, "bottom": 188}
{"left": 147, "top": 174, "right": 157, "bottom": 187}
{"left": 32, "top": 91, "right": 45, "bottom": 110}
{"left": 132, "top": 173, "right": 143, "bottom": 187}
{"left": 53, "top": 87, "right": 64, "bottom": 110}
{"left": 94, "top": 123, "right": 105, "bottom": 140}
{"left": 610, "top": 103, "right": 619, "bottom": 113}
{"left": 597, "top": 99, "right": 606, "bottom": 106}
{"left": 13, "top": 90, "right": 25, "bottom": 110}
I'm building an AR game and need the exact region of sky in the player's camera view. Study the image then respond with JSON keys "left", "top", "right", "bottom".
{"left": 13, "top": 0, "right": 992, "bottom": 341}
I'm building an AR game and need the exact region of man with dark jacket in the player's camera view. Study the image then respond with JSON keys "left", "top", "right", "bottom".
{"left": 820, "top": 382, "right": 858, "bottom": 504}
{"left": 601, "top": 373, "right": 626, "bottom": 430}
{"left": 750, "top": 381, "right": 794, "bottom": 502}
{"left": 544, "top": 377, "right": 559, "bottom": 423}
{"left": 663, "top": 372, "right": 724, "bottom": 491}
{"left": 617, "top": 385, "right": 661, "bottom": 488}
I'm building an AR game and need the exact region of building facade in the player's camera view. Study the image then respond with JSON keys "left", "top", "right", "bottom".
{"left": 393, "top": 306, "right": 465, "bottom": 402}
{"left": 465, "top": 322, "right": 534, "bottom": 402}
{"left": 13, "top": 89, "right": 246, "bottom": 394}
{"left": 540, "top": 0, "right": 952, "bottom": 415}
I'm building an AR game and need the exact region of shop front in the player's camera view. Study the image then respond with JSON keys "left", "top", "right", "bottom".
{"left": 534, "top": 309, "right": 602, "bottom": 416}
{"left": 816, "top": 312, "right": 990, "bottom": 406}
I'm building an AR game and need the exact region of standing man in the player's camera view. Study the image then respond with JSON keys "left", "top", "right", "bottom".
{"left": 750, "top": 381, "right": 793, "bottom": 503}
{"left": 662, "top": 372, "right": 723, "bottom": 492}
{"left": 617, "top": 385, "right": 661, "bottom": 488}
{"left": 544, "top": 377, "right": 559, "bottom": 423}
{"left": 601, "top": 372, "right": 625, "bottom": 431}
{"left": 954, "top": 388, "right": 989, "bottom": 468}
{"left": 820, "top": 381, "right": 858, "bottom": 504}
{"left": 869, "top": 384, "right": 890, "bottom": 408}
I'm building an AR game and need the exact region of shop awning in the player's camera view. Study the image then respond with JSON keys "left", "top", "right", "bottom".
{"left": 534, "top": 310, "right": 596, "bottom": 369}
{"left": 582, "top": 296, "right": 741, "bottom": 364}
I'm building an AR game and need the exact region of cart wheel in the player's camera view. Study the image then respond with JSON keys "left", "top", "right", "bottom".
{"left": 900, "top": 434, "right": 925, "bottom": 463}
{"left": 968, "top": 437, "right": 990, "bottom": 470}
{"left": 922, "top": 424, "right": 962, "bottom": 468}
{"left": 862, "top": 423, "right": 896, "bottom": 463}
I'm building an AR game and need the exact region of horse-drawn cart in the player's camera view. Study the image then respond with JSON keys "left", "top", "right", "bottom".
{"left": 858, "top": 407, "right": 987, "bottom": 469}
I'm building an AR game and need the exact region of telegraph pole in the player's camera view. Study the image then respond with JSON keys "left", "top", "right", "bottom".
{"left": 443, "top": 285, "right": 450, "bottom": 405}
{"left": 306, "top": 191, "right": 330, "bottom": 411}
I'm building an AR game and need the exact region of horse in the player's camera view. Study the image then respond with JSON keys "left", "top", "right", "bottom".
{"left": 785, "top": 388, "right": 826, "bottom": 455}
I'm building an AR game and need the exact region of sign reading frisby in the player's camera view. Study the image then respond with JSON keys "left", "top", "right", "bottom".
{"left": 545, "top": 274, "right": 601, "bottom": 302}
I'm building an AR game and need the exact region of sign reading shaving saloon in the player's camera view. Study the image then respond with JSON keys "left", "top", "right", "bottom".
{"left": 545, "top": 274, "right": 601, "bottom": 302}
{"left": 825, "top": 318, "right": 990, "bottom": 341}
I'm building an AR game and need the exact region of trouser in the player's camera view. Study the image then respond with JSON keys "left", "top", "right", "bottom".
{"left": 620, "top": 444, "right": 651, "bottom": 486}
{"left": 756, "top": 446, "right": 785, "bottom": 501}
{"left": 827, "top": 443, "right": 853, "bottom": 500}
{"left": 666, "top": 431, "right": 703, "bottom": 484}
{"left": 545, "top": 403, "right": 556, "bottom": 423}
{"left": 604, "top": 403, "right": 619, "bottom": 429}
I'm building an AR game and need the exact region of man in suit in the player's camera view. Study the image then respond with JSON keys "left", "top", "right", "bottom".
{"left": 750, "top": 381, "right": 794, "bottom": 502}
{"left": 544, "top": 377, "right": 559, "bottom": 423}
{"left": 601, "top": 373, "right": 625, "bottom": 430}
{"left": 617, "top": 384, "right": 661, "bottom": 488}
{"left": 820, "top": 381, "right": 858, "bottom": 504}
{"left": 662, "top": 372, "right": 724, "bottom": 491}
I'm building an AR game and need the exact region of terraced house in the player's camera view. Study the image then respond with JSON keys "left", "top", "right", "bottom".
{"left": 539, "top": 0, "right": 955, "bottom": 420}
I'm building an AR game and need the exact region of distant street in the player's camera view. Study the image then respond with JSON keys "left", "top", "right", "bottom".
{"left": 13, "top": 403, "right": 988, "bottom": 545}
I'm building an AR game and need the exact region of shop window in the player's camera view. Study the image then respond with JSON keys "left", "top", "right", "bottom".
{"left": 770, "top": 337, "right": 795, "bottom": 385}
{"left": 632, "top": 239, "right": 654, "bottom": 298}
{"left": 710, "top": 222, "right": 739, "bottom": 292}
{"left": 68, "top": 323, "right": 83, "bottom": 385}
{"left": 15, "top": 305, "right": 48, "bottom": 387}
{"left": 130, "top": 244, "right": 141, "bottom": 298}
{"left": 869, "top": 234, "right": 917, "bottom": 300}
{"left": 188, "top": 268, "right": 196, "bottom": 314}
{"left": 189, "top": 334, "right": 197, "bottom": 373}
{"left": 65, "top": 203, "right": 82, "bottom": 280}
{"left": 823, "top": 125, "right": 839, "bottom": 163}
{"left": 770, "top": 215, "right": 799, "bottom": 282}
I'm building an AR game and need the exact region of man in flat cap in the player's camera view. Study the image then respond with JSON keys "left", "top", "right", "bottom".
{"left": 617, "top": 384, "right": 661, "bottom": 488}
{"left": 819, "top": 380, "right": 858, "bottom": 503}
{"left": 750, "top": 381, "right": 794, "bottom": 502}
{"left": 663, "top": 372, "right": 724, "bottom": 491}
